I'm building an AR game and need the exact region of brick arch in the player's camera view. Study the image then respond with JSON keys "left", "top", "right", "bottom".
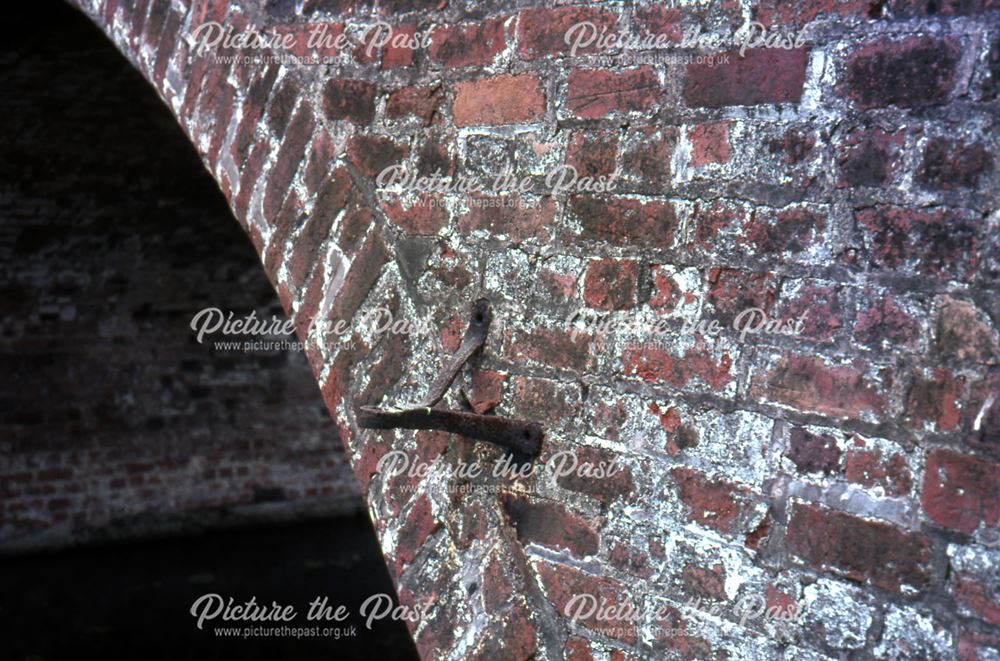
{"left": 68, "top": 0, "right": 1000, "bottom": 659}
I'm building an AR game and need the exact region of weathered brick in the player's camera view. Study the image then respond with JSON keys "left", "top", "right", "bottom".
{"left": 347, "top": 134, "right": 407, "bottom": 179}
{"left": 380, "top": 196, "right": 448, "bottom": 235}
{"left": 583, "top": 259, "right": 640, "bottom": 311}
{"left": 916, "top": 137, "right": 993, "bottom": 190}
{"left": 753, "top": 353, "right": 888, "bottom": 419}
{"left": 264, "top": 103, "right": 315, "bottom": 220}
{"left": 707, "top": 268, "right": 778, "bottom": 326}
{"left": 786, "top": 503, "right": 931, "bottom": 591}
{"left": 856, "top": 205, "right": 980, "bottom": 281}
{"left": 322, "top": 79, "right": 377, "bottom": 125}
{"left": 672, "top": 467, "right": 757, "bottom": 535}
{"left": 394, "top": 494, "right": 441, "bottom": 575}
{"left": 386, "top": 84, "right": 444, "bottom": 125}
{"left": 837, "top": 128, "right": 904, "bottom": 188}
{"left": 430, "top": 17, "right": 506, "bottom": 67}
{"left": 566, "top": 131, "right": 618, "bottom": 178}
{"left": 553, "top": 444, "right": 634, "bottom": 507}
{"left": 457, "top": 197, "right": 555, "bottom": 244}
{"left": 453, "top": 74, "right": 545, "bottom": 126}
{"left": 684, "top": 48, "right": 809, "bottom": 107}
{"left": 688, "top": 122, "right": 731, "bottom": 167}
{"left": 570, "top": 196, "right": 676, "bottom": 250}
{"left": 566, "top": 67, "right": 661, "bottom": 119}
{"left": 853, "top": 289, "right": 922, "bottom": 352}
{"left": 501, "top": 493, "right": 598, "bottom": 557}
{"left": 517, "top": 7, "right": 617, "bottom": 59}
{"left": 922, "top": 449, "right": 1000, "bottom": 533}
{"left": 503, "top": 328, "right": 594, "bottom": 373}
{"left": 842, "top": 37, "right": 960, "bottom": 109}
{"left": 623, "top": 344, "right": 736, "bottom": 392}
{"left": 905, "top": 369, "right": 962, "bottom": 431}
{"left": 845, "top": 448, "right": 913, "bottom": 496}
{"left": 935, "top": 296, "right": 1000, "bottom": 364}
{"left": 787, "top": 428, "right": 841, "bottom": 474}
{"left": 536, "top": 561, "right": 637, "bottom": 644}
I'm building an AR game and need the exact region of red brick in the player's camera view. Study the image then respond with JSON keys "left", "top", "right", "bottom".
{"left": 756, "top": 0, "right": 871, "bottom": 24}
{"left": 922, "top": 449, "right": 1000, "bottom": 533}
{"left": 777, "top": 280, "right": 844, "bottom": 343}
{"left": 470, "top": 600, "right": 538, "bottom": 659}
{"left": 517, "top": 7, "right": 618, "bottom": 59}
{"left": 510, "top": 375, "right": 579, "bottom": 422}
{"left": 347, "top": 134, "right": 407, "bottom": 179}
{"left": 380, "top": 196, "right": 448, "bottom": 235}
{"left": 380, "top": 24, "right": 416, "bottom": 69}
{"left": 394, "top": 494, "right": 440, "bottom": 575}
{"left": 905, "top": 369, "right": 962, "bottom": 431}
{"left": 504, "top": 328, "right": 594, "bottom": 373}
{"left": 786, "top": 428, "right": 841, "bottom": 474}
{"left": 837, "top": 128, "right": 904, "bottom": 188}
{"left": 916, "top": 137, "right": 993, "bottom": 190}
{"left": 501, "top": 493, "right": 598, "bottom": 557}
{"left": 853, "top": 289, "right": 922, "bottom": 351}
{"left": 842, "top": 37, "right": 960, "bottom": 109}
{"left": 386, "top": 84, "right": 445, "bottom": 125}
{"left": 566, "top": 131, "right": 618, "bottom": 178}
{"left": 753, "top": 353, "right": 888, "bottom": 419}
{"left": 684, "top": 48, "right": 809, "bottom": 107}
{"left": 322, "top": 79, "right": 377, "bottom": 125}
{"left": 415, "top": 132, "right": 455, "bottom": 178}
{"left": 688, "top": 122, "right": 731, "bottom": 167}
{"left": 272, "top": 22, "right": 346, "bottom": 60}
{"left": 845, "top": 448, "right": 913, "bottom": 496}
{"left": 553, "top": 445, "right": 634, "bottom": 507}
{"left": 953, "top": 573, "right": 1000, "bottom": 626}
{"left": 468, "top": 370, "right": 505, "bottom": 414}
{"left": 456, "top": 197, "right": 555, "bottom": 244}
{"left": 671, "top": 467, "right": 756, "bottom": 535}
{"left": 863, "top": 205, "right": 983, "bottom": 280}
{"left": 936, "top": 297, "right": 999, "bottom": 364}
{"left": 888, "top": 0, "right": 998, "bottom": 16}
{"left": 264, "top": 103, "right": 315, "bottom": 220}
{"left": 707, "top": 268, "right": 778, "bottom": 326}
{"left": 583, "top": 259, "right": 640, "bottom": 311}
{"left": 430, "top": 17, "right": 506, "bottom": 67}
{"left": 786, "top": 503, "right": 931, "bottom": 592}
{"left": 566, "top": 67, "right": 661, "bottom": 119}
{"left": 266, "top": 76, "right": 299, "bottom": 137}
{"left": 682, "top": 563, "right": 727, "bottom": 600}
{"left": 743, "top": 206, "right": 827, "bottom": 256}
{"left": 958, "top": 630, "right": 1000, "bottom": 661}
{"left": 623, "top": 344, "right": 735, "bottom": 392}
{"left": 969, "top": 374, "right": 1000, "bottom": 453}
{"left": 453, "top": 75, "right": 545, "bottom": 126}
{"left": 570, "top": 196, "right": 676, "bottom": 249}
{"left": 688, "top": 200, "right": 747, "bottom": 252}
{"left": 767, "top": 127, "right": 816, "bottom": 165}
{"left": 536, "top": 562, "right": 637, "bottom": 644}
{"left": 620, "top": 126, "right": 674, "bottom": 188}
{"left": 327, "top": 230, "right": 390, "bottom": 324}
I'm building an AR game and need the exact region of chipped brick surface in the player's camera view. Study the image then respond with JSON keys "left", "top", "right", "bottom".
{"left": 56, "top": 0, "right": 1000, "bottom": 657}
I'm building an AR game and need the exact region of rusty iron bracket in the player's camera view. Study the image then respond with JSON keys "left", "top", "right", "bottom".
{"left": 358, "top": 298, "right": 543, "bottom": 456}
{"left": 358, "top": 407, "right": 543, "bottom": 456}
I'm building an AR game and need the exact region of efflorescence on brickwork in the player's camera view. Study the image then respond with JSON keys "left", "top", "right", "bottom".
{"left": 65, "top": 0, "right": 1000, "bottom": 657}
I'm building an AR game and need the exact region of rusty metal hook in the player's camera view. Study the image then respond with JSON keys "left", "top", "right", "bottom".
{"left": 357, "top": 299, "right": 542, "bottom": 456}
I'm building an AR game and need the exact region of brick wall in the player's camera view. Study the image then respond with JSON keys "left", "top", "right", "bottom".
{"left": 56, "top": 0, "right": 1000, "bottom": 658}
{"left": 0, "top": 2, "right": 359, "bottom": 551}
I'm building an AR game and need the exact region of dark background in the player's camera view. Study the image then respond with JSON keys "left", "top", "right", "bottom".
{"left": 0, "top": 2, "right": 417, "bottom": 658}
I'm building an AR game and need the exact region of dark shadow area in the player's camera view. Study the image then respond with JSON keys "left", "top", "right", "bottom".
{"left": 1, "top": 514, "right": 419, "bottom": 660}
{"left": 0, "top": 1, "right": 418, "bottom": 658}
